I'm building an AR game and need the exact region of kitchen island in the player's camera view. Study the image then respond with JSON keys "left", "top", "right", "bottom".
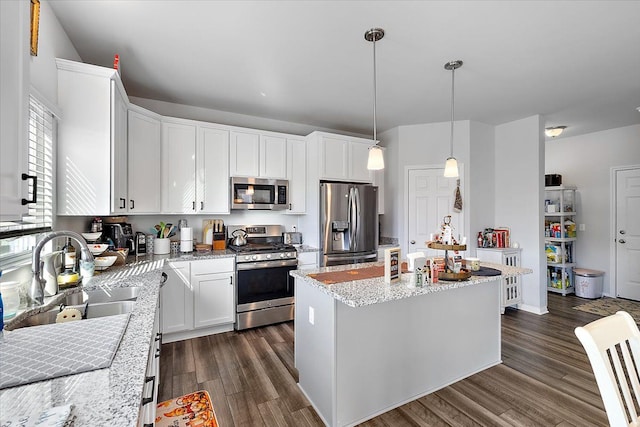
{"left": 291, "top": 262, "right": 532, "bottom": 427}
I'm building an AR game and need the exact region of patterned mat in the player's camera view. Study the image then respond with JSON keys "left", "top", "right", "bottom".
{"left": 573, "top": 297, "right": 640, "bottom": 322}
{"left": 156, "top": 390, "right": 218, "bottom": 427}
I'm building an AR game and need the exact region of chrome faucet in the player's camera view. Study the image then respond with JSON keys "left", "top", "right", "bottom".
{"left": 29, "top": 230, "right": 94, "bottom": 306}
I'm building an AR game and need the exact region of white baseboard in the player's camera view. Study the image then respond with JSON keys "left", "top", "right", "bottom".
{"left": 517, "top": 304, "right": 549, "bottom": 315}
{"left": 162, "top": 323, "right": 234, "bottom": 343}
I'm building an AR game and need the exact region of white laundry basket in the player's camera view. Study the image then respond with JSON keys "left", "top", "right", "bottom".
{"left": 573, "top": 268, "right": 604, "bottom": 299}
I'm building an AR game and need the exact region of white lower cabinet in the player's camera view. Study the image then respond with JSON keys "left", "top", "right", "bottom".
{"left": 297, "top": 251, "right": 318, "bottom": 270}
{"left": 137, "top": 297, "right": 161, "bottom": 427}
{"left": 161, "top": 257, "right": 235, "bottom": 342}
{"left": 476, "top": 248, "right": 523, "bottom": 313}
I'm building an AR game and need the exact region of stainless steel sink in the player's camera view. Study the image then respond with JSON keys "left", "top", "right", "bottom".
{"left": 84, "top": 286, "right": 141, "bottom": 303}
{"left": 11, "top": 301, "right": 135, "bottom": 329}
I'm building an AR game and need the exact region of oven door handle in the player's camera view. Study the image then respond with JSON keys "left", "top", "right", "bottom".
{"left": 236, "top": 259, "right": 298, "bottom": 270}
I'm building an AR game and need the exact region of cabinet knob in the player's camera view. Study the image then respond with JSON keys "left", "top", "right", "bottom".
{"left": 620, "top": 230, "right": 626, "bottom": 235}
{"left": 410, "top": 240, "right": 415, "bottom": 244}
{"left": 619, "top": 239, "right": 626, "bottom": 244}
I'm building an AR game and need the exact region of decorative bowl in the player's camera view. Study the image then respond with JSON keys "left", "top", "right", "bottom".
{"left": 88, "top": 243, "right": 109, "bottom": 256}
{"left": 94, "top": 256, "right": 117, "bottom": 270}
{"left": 82, "top": 232, "right": 103, "bottom": 242}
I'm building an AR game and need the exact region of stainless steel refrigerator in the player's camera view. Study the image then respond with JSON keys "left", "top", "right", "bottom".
{"left": 320, "top": 182, "right": 378, "bottom": 266}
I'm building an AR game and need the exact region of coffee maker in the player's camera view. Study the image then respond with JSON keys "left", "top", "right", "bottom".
{"left": 103, "top": 222, "right": 135, "bottom": 253}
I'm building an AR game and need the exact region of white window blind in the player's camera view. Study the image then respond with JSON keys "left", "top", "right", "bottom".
{"left": 0, "top": 95, "right": 55, "bottom": 268}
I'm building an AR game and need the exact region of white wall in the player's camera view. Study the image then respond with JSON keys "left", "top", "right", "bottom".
{"left": 545, "top": 124, "right": 640, "bottom": 296}
{"left": 495, "top": 115, "right": 546, "bottom": 314}
{"left": 468, "top": 121, "right": 496, "bottom": 254}
{"left": 30, "top": 0, "right": 81, "bottom": 105}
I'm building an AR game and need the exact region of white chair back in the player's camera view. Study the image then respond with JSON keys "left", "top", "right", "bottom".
{"left": 575, "top": 311, "right": 640, "bottom": 427}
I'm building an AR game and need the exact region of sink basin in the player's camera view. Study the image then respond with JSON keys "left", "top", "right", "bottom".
{"left": 84, "top": 286, "right": 141, "bottom": 303}
{"left": 11, "top": 301, "right": 136, "bottom": 329}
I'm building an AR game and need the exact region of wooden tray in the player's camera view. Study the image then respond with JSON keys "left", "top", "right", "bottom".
{"left": 438, "top": 270, "right": 472, "bottom": 281}
{"left": 427, "top": 242, "right": 467, "bottom": 251}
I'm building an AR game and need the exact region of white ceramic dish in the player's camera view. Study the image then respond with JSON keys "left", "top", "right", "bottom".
{"left": 94, "top": 256, "right": 117, "bottom": 270}
{"left": 88, "top": 243, "right": 109, "bottom": 256}
{"left": 82, "top": 232, "right": 103, "bottom": 242}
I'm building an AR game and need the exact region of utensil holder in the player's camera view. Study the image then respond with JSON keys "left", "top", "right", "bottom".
{"left": 154, "top": 238, "right": 170, "bottom": 255}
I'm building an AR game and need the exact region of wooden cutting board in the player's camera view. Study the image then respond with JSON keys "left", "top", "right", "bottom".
{"left": 309, "top": 262, "right": 408, "bottom": 285}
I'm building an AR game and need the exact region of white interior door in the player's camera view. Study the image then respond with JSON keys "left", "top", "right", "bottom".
{"left": 616, "top": 167, "right": 640, "bottom": 300}
{"left": 407, "top": 167, "right": 462, "bottom": 259}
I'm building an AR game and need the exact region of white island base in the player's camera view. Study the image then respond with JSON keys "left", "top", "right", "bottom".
{"left": 294, "top": 276, "right": 502, "bottom": 427}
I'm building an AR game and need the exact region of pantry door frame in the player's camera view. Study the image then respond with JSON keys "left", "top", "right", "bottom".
{"left": 611, "top": 165, "right": 640, "bottom": 300}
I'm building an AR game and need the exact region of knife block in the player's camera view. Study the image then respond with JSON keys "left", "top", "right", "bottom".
{"left": 213, "top": 227, "right": 226, "bottom": 250}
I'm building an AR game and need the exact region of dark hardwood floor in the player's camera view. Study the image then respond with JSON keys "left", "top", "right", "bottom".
{"left": 159, "top": 293, "right": 609, "bottom": 426}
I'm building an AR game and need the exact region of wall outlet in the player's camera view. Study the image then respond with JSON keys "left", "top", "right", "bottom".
{"left": 579, "top": 223, "right": 586, "bottom": 231}
{"left": 308, "top": 306, "right": 315, "bottom": 325}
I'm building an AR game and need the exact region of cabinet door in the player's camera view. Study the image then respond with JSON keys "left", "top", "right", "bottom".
{"left": 260, "top": 135, "right": 287, "bottom": 178}
{"left": 128, "top": 110, "right": 161, "bottom": 213}
{"left": 111, "top": 82, "right": 128, "bottom": 213}
{"left": 162, "top": 121, "right": 196, "bottom": 213}
{"left": 349, "top": 141, "right": 373, "bottom": 182}
{"left": 0, "top": 0, "right": 29, "bottom": 221}
{"left": 197, "top": 125, "right": 230, "bottom": 214}
{"left": 193, "top": 272, "right": 235, "bottom": 328}
{"left": 286, "top": 138, "right": 306, "bottom": 214}
{"left": 230, "top": 131, "right": 260, "bottom": 177}
{"left": 161, "top": 261, "right": 192, "bottom": 334}
{"left": 319, "top": 136, "right": 349, "bottom": 180}
{"left": 297, "top": 252, "right": 318, "bottom": 270}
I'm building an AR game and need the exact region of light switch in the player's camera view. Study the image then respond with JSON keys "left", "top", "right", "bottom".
{"left": 309, "top": 306, "right": 315, "bottom": 325}
{"left": 579, "top": 224, "right": 586, "bottom": 231}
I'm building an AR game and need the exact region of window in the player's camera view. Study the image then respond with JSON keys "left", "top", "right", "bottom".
{"left": 0, "top": 94, "right": 55, "bottom": 269}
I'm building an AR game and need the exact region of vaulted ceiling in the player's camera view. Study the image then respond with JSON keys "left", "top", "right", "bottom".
{"left": 49, "top": 0, "right": 640, "bottom": 138}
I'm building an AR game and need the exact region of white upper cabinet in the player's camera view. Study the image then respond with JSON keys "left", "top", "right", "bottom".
{"left": 230, "top": 130, "right": 288, "bottom": 179}
{"left": 312, "top": 132, "right": 375, "bottom": 183}
{"left": 0, "top": 0, "right": 29, "bottom": 221}
{"left": 260, "top": 135, "right": 287, "bottom": 179}
{"left": 286, "top": 138, "right": 307, "bottom": 214}
{"left": 230, "top": 131, "right": 260, "bottom": 177}
{"left": 56, "top": 59, "right": 129, "bottom": 216}
{"left": 162, "top": 120, "right": 196, "bottom": 213}
{"left": 128, "top": 108, "right": 161, "bottom": 213}
{"left": 197, "top": 124, "right": 230, "bottom": 214}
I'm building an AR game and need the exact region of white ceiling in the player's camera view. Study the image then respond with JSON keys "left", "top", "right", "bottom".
{"left": 48, "top": 0, "right": 640, "bottom": 139}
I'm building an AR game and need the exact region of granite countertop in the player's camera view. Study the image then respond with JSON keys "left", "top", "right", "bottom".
{"left": 290, "top": 261, "right": 533, "bottom": 308}
{"left": 0, "top": 258, "right": 166, "bottom": 426}
{"left": 295, "top": 245, "right": 319, "bottom": 253}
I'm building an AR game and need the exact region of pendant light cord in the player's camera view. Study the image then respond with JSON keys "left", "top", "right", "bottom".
{"left": 373, "top": 36, "right": 378, "bottom": 143}
{"left": 449, "top": 65, "right": 455, "bottom": 158}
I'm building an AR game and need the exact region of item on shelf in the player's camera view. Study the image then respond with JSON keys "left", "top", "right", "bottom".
{"left": 545, "top": 174, "right": 562, "bottom": 186}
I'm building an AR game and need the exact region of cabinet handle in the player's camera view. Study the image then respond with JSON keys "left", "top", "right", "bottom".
{"left": 129, "top": 199, "right": 135, "bottom": 210}
{"left": 161, "top": 272, "right": 168, "bottom": 285}
{"left": 155, "top": 348, "right": 161, "bottom": 358}
{"left": 119, "top": 197, "right": 126, "bottom": 209}
{"left": 192, "top": 201, "right": 196, "bottom": 211}
{"left": 620, "top": 230, "right": 626, "bottom": 235}
{"left": 21, "top": 173, "right": 37, "bottom": 205}
{"left": 201, "top": 201, "right": 204, "bottom": 210}
{"left": 155, "top": 332, "right": 162, "bottom": 342}
{"left": 289, "top": 203, "right": 292, "bottom": 210}
{"left": 230, "top": 275, "right": 233, "bottom": 285}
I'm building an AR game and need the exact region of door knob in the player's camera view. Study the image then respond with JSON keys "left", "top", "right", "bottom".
{"left": 620, "top": 230, "right": 626, "bottom": 235}
{"left": 619, "top": 239, "right": 626, "bottom": 244}
{"left": 410, "top": 240, "right": 415, "bottom": 244}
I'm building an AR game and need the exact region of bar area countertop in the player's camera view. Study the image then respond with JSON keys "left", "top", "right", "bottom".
{"left": 292, "top": 261, "right": 532, "bottom": 427}
{"left": 290, "top": 261, "right": 532, "bottom": 307}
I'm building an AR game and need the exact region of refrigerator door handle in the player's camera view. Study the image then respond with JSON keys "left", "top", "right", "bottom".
{"left": 349, "top": 187, "right": 357, "bottom": 251}
{"left": 354, "top": 187, "right": 361, "bottom": 251}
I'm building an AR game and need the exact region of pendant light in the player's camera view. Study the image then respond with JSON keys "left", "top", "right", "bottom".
{"left": 365, "top": 28, "right": 385, "bottom": 170}
{"left": 443, "top": 60, "right": 463, "bottom": 178}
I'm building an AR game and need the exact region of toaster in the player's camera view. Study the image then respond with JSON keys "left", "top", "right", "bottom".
{"left": 283, "top": 232, "right": 302, "bottom": 245}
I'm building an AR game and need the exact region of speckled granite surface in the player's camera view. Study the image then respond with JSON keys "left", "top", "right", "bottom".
{"left": 0, "top": 250, "right": 234, "bottom": 426}
{"left": 291, "top": 261, "right": 532, "bottom": 308}
{"left": 295, "top": 245, "right": 319, "bottom": 253}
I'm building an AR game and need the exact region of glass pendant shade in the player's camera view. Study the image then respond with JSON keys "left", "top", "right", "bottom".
{"left": 443, "top": 157, "right": 459, "bottom": 178}
{"left": 367, "top": 145, "right": 384, "bottom": 170}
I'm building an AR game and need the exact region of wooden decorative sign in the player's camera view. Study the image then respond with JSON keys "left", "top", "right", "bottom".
{"left": 384, "top": 247, "right": 401, "bottom": 284}
{"left": 30, "top": 0, "right": 40, "bottom": 56}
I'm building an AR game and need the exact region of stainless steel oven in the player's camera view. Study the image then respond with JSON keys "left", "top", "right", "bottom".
{"left": 228, "top": 225, "right": 297, "bottom": 330}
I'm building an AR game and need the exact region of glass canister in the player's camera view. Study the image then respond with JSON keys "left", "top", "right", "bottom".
{"left": 1, "top": 281, "right": 21, "bottom": 320}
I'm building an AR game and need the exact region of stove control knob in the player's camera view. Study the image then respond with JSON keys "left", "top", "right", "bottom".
{"left": 280, "top": 253, "right": 286, "bottom": 258}
{"left": 265, "top": 254, "right": 271, "bottom": 259}
{"left": 252, "top": 255, "right": 258, "bottom": 261}
{"left": 244, "top": 255, "right": 251, "bottom": 261}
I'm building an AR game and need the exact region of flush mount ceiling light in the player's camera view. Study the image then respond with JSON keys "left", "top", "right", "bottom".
{"left": 545, "top": 126, "right": 567, "bottom": 138}
{"left": 365, "top": 28, "right": 385, "bottom": 171}
{"left": 443, "top": 60, "right": 462, "bottom": 178}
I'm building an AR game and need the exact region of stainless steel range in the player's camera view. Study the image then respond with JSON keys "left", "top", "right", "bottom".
{"left": 227, "top": 225, "right": 297, "bottom": 330}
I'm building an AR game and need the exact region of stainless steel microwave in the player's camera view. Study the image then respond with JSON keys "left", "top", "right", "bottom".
{"left": 231, "top": 177, "right": 288, "bottom": 210}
